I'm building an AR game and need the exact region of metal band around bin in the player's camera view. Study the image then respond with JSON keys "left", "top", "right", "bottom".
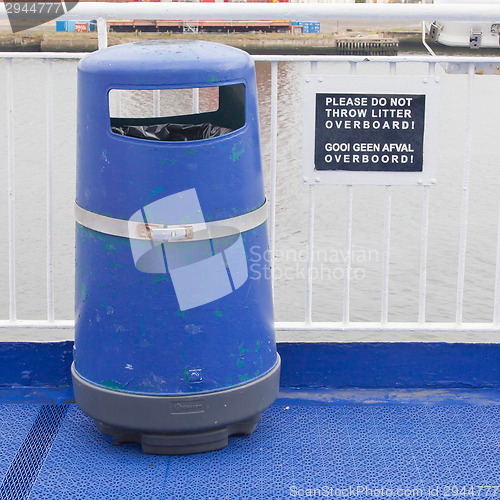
{"left": 74, "top": 200, "right": 268, "bottom": 242}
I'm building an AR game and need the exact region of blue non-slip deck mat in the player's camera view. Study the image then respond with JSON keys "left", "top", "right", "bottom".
{"left": 29, "top": 405, "right": 166, "bottom": 500}
{"left": 0, "top": 404, "right": 40, "bottom": 483}
{"left": 1, "top": 399, "right": 500, "bottom": 499}
{"left": 0, "top": 405, "right": 67, "bottom": 500}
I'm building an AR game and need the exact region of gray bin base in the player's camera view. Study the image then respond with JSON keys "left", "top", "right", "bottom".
{"left": 95, "top": 414, "right": 261, "bottom": 455}
{"left": 71, "top": 356, "right": 280, "bottom": 455}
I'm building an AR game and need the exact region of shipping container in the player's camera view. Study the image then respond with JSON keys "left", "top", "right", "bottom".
{"left": 291, "top": 21, "right": 320, "bottom": 33}
{"left": 56, "top": 20, "right": 68, "bottom": 32}
{"left": 57, "top": 20, "right": 97, "bottom": 32}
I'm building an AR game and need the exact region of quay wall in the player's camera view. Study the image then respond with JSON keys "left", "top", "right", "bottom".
{"left": 0, "top": 31, "right": 421, "bottom": 54}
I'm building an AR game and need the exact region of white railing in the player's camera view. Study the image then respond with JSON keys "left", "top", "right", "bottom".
{"left": 1, "top": 3, "right": 500, "bottom": 342}
{"left": 266, "top": 54, "right": 500, "bottom": 343}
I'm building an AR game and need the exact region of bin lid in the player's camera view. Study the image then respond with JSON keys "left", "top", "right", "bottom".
{"left": 78, "top": 40, "right": 254, "bottom": 89}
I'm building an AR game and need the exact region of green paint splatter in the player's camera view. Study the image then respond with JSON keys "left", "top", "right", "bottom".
{"left": 237, "top": 359, "right": 245, "bottom": 368}
{"left": 238, "top": 342, "right": 249, "bottom": 356}
{"left": 214, "top": 309, "right": 223, "bottom": 318}
{"left": 207, "top": 74, "right": 217, "bottom": 83}
{"left": 160, "top": 158, "right": 177, "bottom": 166}
{"left": 79, "top": 282, "right": 87, "bottom": 302}
{"left": 147, "top": 186, "right": 164, "bottom": 201}
{"left": 186, "top": 148, "right": 197, "bottom": 154}
{"left": 178, "top": 310, "right": 186, "bottom": 318}
{"left": 230, "top": 144, "right": 246, "bottom": 162}
{"left": 255, "top": 340, "right": 262, "bottom": 353}
{"left": 153, "top": 275, "right": 168, "bottom": 284}
{"left": 104, "top": 242, "right": 117, "bottom": 253}
{"left": 238, "top": 374, "right": 250, "bottom": 383}
{"left": 100, "top": 380, "right": 125, "bottom": 390}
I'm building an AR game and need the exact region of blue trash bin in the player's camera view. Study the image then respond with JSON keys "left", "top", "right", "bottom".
{"left": 72, "top": 40, "right": 280, "bottom": 455}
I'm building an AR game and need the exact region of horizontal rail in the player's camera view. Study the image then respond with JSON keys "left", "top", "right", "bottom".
{"left": 1, "top": 319, "right": 499, "bottom": 334}
{"left": 253, "top": 55, "right": 500, "bottom": 63}
{"left": 2, "top": 3, "right": 500, "bottom": 23}
{"left": 276, "top": 322, "right": 500, "bottom": 333}
{"left": 1, "top": 320, "right": 499, "bottom": 345}
{"left": 0, "top": 53, "right": 86, "bottom": 60}
{"left": 0, "top": 320, "right": 74, "bottom": 329}
{"left": 4, "top": 53, "right": 500, "bottom": 65}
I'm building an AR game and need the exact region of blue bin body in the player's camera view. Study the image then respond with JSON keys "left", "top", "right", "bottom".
{"left": 73, "top": 41, "right": 279, "bottom": 454}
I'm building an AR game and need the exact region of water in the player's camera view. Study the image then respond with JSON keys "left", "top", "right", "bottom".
{"left": 0, "top": 55, "right": 499, "bottom": 339}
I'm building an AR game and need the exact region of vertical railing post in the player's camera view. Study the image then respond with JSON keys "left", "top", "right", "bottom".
{"left": 418, "top": 185, "right": 430, "bottom": 324}
{"left": 46, "top": 59, "right": 54, "bottom": 323}
{"left": 494, "top": 204, "right": 500, "bottom": 325}
{"left": 153, "top": 90, "right": 161, "bottom": 117}
{"left": 343, "top": 60, "right": 357, "bottom": 325}
{"left": 381, "top": 186, "right": 392, "bottom": 324}
{"left": 269, "top": 61, "right": 278, "bottom": 291}
{"left": 6, "top": 58, "right": 16, "bottom": 322}
{"left": 343, "top": 185, "right": 353, "bottom": 325}
{"left": 192, "top": 88, "right": 199, "bottom": 114}
{"left": 418, "top": 62, "right": 436, "bottom": 325}
{"left": 456, "top": 63, "right": 475, "bottom": 325}
{"left": 305, "top": 185, "right": 315, "bottom": 325}
{"left": 380, "top": 62, "right": 397, "bottom": 326}
{"left": 304, "top": 60, "right": 318, "bottom": 325}
{"left": 97, "top": 17, "right": 108, "bottom": 50}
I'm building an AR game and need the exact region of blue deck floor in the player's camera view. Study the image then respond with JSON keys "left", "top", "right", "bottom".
{"left": 1, "top": 391, "right": 500, "bottom": 499}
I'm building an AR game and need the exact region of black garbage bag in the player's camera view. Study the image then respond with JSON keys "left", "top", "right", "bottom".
{"left": 111, "top": 122, "right": 233, "bottom": 141}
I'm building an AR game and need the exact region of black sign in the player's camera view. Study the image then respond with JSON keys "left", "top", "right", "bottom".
{"left": 314, "top": 93, "right": 425, "bottom": 172}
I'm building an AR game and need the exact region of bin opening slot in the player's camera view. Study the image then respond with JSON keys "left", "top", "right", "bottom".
{"left": 109, "top": 84, "right": 245, "bottom": 142}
